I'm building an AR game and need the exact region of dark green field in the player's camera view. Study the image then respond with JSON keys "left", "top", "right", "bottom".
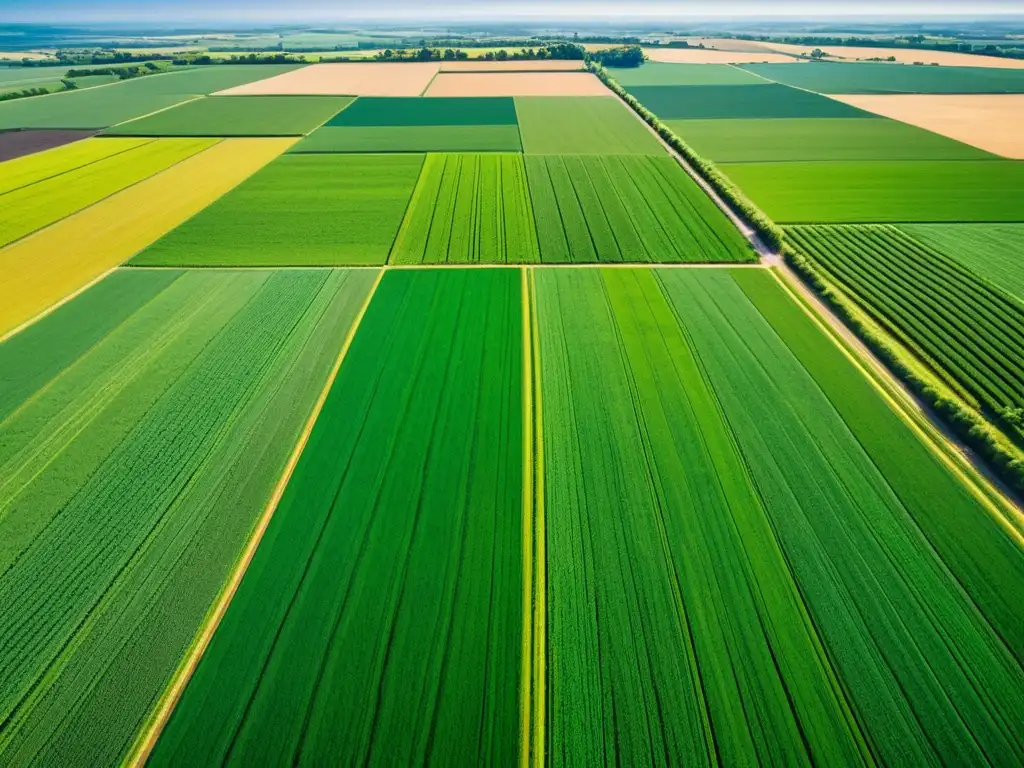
{"left": 608, "top": 62, "right": 767, "bottom": 86}
{"left": 325, "top": 96, "right": 518, "bottom": 126}
{"left": 291, "top": 124, "right": 522, "bottom": 152}
{"left": 627, "top": 83, "right": 871, "bottom": 119}
{"left": 740, "top": 61, "right": 1024, "bottom": 94}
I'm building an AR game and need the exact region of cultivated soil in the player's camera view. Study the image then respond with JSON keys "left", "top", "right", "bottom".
{"left": 215, "top": 63, "right": 441, "bottom": 96}
{"left": 439, "top": 60, "right": 585, "bottom": 72}
{"left": 0, "top": 129, "right": 96, "bottom": 162}
{"left": 831, "top": 94, "right": 1024, "bottom": 158}
{"left": 425, "top": 72, "right": 610, "bottom": 97}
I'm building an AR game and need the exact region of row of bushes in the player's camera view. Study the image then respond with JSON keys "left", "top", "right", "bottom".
{"left": 784, "top": 244, "right": 1024, "bottom": 494}
{"left": 0, "top": 80, "right": 75, "bottom": 102}
{"left": 587, "top": 61, "right": 783, "bottom": 251}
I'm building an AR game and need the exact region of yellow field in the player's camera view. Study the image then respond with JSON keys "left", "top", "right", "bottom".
{"left": 0, "top": 137, "right": 296, "bottom": 339}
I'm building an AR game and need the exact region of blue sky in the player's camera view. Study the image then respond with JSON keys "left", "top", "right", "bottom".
{"left": 2, "top": 1, "right": 1021, "bottom": 23}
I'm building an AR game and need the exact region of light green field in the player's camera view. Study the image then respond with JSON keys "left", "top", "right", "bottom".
{"left": 291, "top": 124, "right": 522, "bottom": 152}
{"left": 514, "top": 96, "right": 665, "bottom": 154}
{"left": 608, "top": 61, "right": 767, "bottom": 86}
{"left": 899, "top": 223, "right": 1024, "bottom": 299}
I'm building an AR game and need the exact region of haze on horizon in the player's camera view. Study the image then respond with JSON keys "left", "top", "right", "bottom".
{"left": 1, "top": 0, "right": 1022, "bottom": 24}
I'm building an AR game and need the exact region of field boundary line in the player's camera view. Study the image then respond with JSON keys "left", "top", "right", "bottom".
{"left": 0, "top": 266, "right": 118, "bottom": 345}
{"left": 769, "top": 266, "right": 1024, "bottom": 539}
{"left": 107, "top": 94, "right": 205, "bottom": 129}
{"left": 0, "top": 137, "right": 158, "bottom": 198}
{"left": 529, "top": 267, "right": 547, "bottom": 768}
{"left": 519, "top": 267, "right": 535, "bottom": 768}
{"left": 125, "top": 267, "right": 386, "bottom": 767}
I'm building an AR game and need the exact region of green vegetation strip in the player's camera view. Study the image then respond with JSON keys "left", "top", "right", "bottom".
{"left": 608, "top": 61, "right": 768, "bottom": 86}
{"left": 390, "top": 153, "right": 539, "bottom": 264}
{"left": 538, "top": 267, "right": 867, "bottom": 765}
{"left": 326, "top": 96, "right": 518, "bottom": 126}
{"left": 666, "top": 116, "right": 993, "bottom": 162}
{"left": 151, "top": 268, "right": 523, "bottom": 766}
{"left": 734, "top": 268, "right": 1024, "bottom": 663}
{"left": 0, "top": 65, "right": 301, "bottom": 129}
{"left": 899, "top": 223, "right": 1024, "bottom": 301}
{"left": 0, "top": 137, "right": 215, "bottom": 248}
{"left": 105, "top": 95, "right": 353, "bottom": 136}
{"left": 514, "top": 96, "right": 666, "bottom": 154}
{"left": 740, "top": 61, "right": 1024, "bottom": 94}
{"left": 626, "top": 83, "right": 871, "bottom": 119}
{"left": 660, "top": 268, "right": 1024, "bottom": 765}
{"left": 525, "top": 154, "right": 753, "bottom": 263}
{"left": 786, "top": 224, "right": 1024, "bottom": 431}
{"left": 291, "top": 124, "right": 522, "bottom": 153}
{"left": 720, "top": 159, "right": 1024, "bottom": 223}
{"left": 0, "top": 267, "right": 376, "bottom": 767}
{"left": 132, "top": 153, "right": 424, "bottom": 266}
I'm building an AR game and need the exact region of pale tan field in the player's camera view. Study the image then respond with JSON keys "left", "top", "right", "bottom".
{"left": 762, "top": 41, "right": 1024, "bottom": 69}
{"left": 216, "top": 62, "right": 440, "bottom": 96}
{"left": 643, "top": 47, "right": 799, "bottom": 64}
{"left": 425, "top": 72, "right": 609, "bottom": 96}
{"left": 0, "top": 50, "right": 54, "bottom": 61}
{"left": 679, "top": 37, "right": 780, "bottom": 53}
{"left": 0, "top": 138, "right": 295, "bottom": 339}
{"left": 440, "top": 60, "right": 585, "bottom": 72}
{"left": 831, "top": 94, "right": 1024, "bottom": 158}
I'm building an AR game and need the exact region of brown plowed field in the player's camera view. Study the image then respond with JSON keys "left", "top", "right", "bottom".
{"left": 439, "top": 60, "right": 585, "bottom": 72}
{"left": 0, "top": 129, "right": 97, "bottom": 162}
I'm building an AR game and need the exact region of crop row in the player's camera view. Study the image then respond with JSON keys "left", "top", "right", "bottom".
{"left": 391, "top": 153, "right": 539, "bottom": 263}
{"left": 151, "top": 269, "right": 524, "bottom": 766}
{"left": 0, "top": 268, "right": 376, "bottom": 766}
{"left": 787, "top": 224, "right": 1024, "bottom": 427}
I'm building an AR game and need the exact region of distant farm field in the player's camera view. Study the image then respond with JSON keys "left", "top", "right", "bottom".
{"left": 608, "top": 61, "right": 768, "bottom": 86}
{"left": 0, "top": 65, "right": 302, "bottom": 129}
{"left": 325, "top": 95, "right": 518, "bottom": 125}
{"left": 216, "top": 62, "right": 439, "bottom": 96}
{"left": 425, "top": 72, "right": 609, "bottom": 96}
{"left": 104, "top": 95, "right": 352, "bottom": 136}
{"left": 0, "top": 138, "right": 294, "bottom": 336}
{"left": 627, "top": 83, "right": 871, "bottom": 119}
{"left": 525, "top": 154, "right": 753, "bottom": 263}
{"left": 515, "top": 96, "right": 664, "bottom": 154}
{"left": 0, "top": 267, "right": 376, "bottom": 767}
{"left": 666, "top": 116, "right": 994, "bottom": 162}
{"left": 0, "top": 137, "right": 215, "bottom": 247}
{"left": 131, "top": 153, "right": 423, "bottom": 266}
{"left": 719, "top": 159, "right": 1024, "bottom": 222}
{"left": 391, "top": 153, "right": 539, "bottom": 263}
{"left": 740, "top": 61, "right": 1024, "bottom": 94}
{"left": 151, "top": 268, "right": 523, "bottom": 767}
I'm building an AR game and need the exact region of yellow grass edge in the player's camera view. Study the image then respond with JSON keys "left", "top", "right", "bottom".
{"left": 125, "top": 267, "right": 385, "bottom": 768}
{"left": 768, "top": 266, "right": 1024, "bottom": 546}
{"left": 529, "top": 267, "right": 547, "bottom": 768}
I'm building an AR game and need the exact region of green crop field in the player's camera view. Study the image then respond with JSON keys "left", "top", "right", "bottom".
{"left": 0, "top": 137, "right": 214, "bottom": 247}
{"left": 538, "top": 266, "right": 1024, "bottom": 765}
{"left": 514, "top": 96, "right": 665, "bottom": 154}
{"left": 666, "top": 116, "right": 994, "bottom": 162}
{"left": 899, "top": 223, "right": 1024, "bottom": 300}
{"left": 104, "top": 95, "right": 351, "bottom": 136}
{"left": 740, "top": 61, "right": 1024, "bottom": 93}
{"left": 150, "top": 268, "right": 523, "bottom": 766}
{"left": 0, "top": 136, "right": 151, "bottom": 195}
{"left": 608, "top": 61, "right": 768, "bottom": 85}
{"left": 291, "top": 124, "right": 523, "bottom": 152}
{"left": 326, "top": 96, "right": 518, "bottom": 126}
{"left": 0, "top": 65, "right": 302, "bottom": 129}
{"left": 626, "top": 83, "right": 871, "bottom": 119}
{"left": 0, "top": 267, "right": 376, "bottom": 767}
{"left": 720, "top": 159, "right": 1024, "bottom": 222}
{"left": 390, "top": 153, "right": 539, "bottom": 263}
{"left": 131, "top": 153, "right": 423, "bottom": 266}
{"left": 525, "top": 154, "right": 753, "bottom": 263}
{"left": 787, "top": 224, "right": 1024, "bottom": 425}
